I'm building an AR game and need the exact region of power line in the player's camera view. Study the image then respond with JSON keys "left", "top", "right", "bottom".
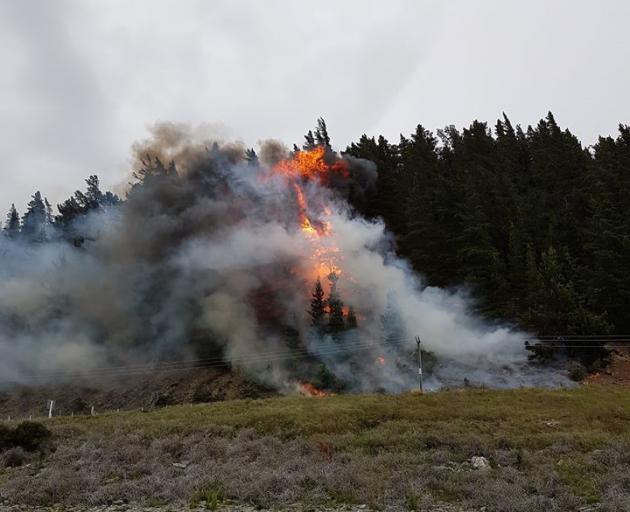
{"left": 20, "top": 334, "right": 630, "bottom": 382}
{"left": 524, "top": 335, "right": 630, "bottom": 339}
{"left": 30, "top": 337, "right": 412, "bottom": 380}
{"left": 527, "top": 345, "right": 630, "bottom": 348}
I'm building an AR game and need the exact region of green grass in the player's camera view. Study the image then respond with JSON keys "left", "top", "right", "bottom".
{"left": 3, "top": 385, "right": 630, "bottom": 510}
{"left": 50, "top": 385, "right": 630, "bottom": 443}
{"left": 189, "top": 485, "right": 224, "bottom": 510}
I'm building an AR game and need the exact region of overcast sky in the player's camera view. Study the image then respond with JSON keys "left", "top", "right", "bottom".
{"left": 1, "top": 0, "right": 629, "bottom": 212}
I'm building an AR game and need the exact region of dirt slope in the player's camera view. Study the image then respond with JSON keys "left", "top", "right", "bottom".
{"left": 586, "top": 346, "right": 630, "bottom": 386}
{"left": 0, "top": 368, "right": 274, "bottom": 419}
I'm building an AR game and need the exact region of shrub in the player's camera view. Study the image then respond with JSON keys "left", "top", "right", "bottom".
{"left": 190, "top": 486, "right": 224, "bottom": 510}
{"left": 405, "top": 493, "right": 420, "bottom": 511}
{"left": 568, "top": 361, "right": 587, "bottom": 382}
{"left": 0, "top": 423, "right": 14, "bottom": 450}
{"left": 0, "top": 421, "right": 52, "bottom": 452}
{"left": 2, "top": 447, "right": 28, "bottom": 467}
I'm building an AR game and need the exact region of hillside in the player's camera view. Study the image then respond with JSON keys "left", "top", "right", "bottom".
{"left": 0, "top": 368, "right": 273, "bottom": 419}
{"left": 1, "top": 386, "right": 629, "bottom": 511}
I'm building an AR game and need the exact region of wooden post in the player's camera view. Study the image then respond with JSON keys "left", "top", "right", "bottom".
{"left": 415, "top": 336, "right": 423, "bottom": 393}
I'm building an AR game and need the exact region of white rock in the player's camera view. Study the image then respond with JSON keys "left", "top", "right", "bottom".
{"left": 470, "top": 456, "right": 491, "bottom": 470}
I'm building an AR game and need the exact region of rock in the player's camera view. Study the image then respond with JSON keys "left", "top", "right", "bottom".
{"left": 172, "top": 462, "right": 188, "bottom": 469}
{"left": 470, "top": 456, "right": 490, "bottom": 470}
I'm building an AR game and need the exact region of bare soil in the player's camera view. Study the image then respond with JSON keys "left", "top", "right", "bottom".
{"left": 586, "top": 346, "right": 630, "bottom": 386}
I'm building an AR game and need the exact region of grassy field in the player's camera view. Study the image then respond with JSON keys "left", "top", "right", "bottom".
{"left": 1, "top": 385, "right": 630, "bottom": 511}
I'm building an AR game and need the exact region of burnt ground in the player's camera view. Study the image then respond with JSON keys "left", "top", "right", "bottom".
{"left": 0, "top": 368, "right": 274, "bottom": 420}
{"left": 586, "top": 346, "right": 630, "bottom": 386}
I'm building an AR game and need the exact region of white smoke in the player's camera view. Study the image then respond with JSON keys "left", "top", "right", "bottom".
{"left": 0, "top": 128, "right": 570, "bottom": 391}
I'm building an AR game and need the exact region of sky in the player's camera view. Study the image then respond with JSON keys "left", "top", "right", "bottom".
{"left": 1, "top": 0, "right": 629, "bottom": 213}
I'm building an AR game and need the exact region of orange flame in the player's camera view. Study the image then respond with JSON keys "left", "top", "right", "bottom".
{"left": 298, "top": 382, "right": 328, "bottom": 397}
{"left": 270, "top": 146, "right": 346, "bottom": 287}
{"left": 274, "top": 146, "right": 348, "bottom": 183}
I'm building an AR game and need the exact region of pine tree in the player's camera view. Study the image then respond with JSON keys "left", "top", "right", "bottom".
{"left": 245, "top": 148, "right": 259, "bottom": 166}
{"left": 314, "top": 117, "right": 331, "bottom": 148}
{"left": 309, "top": 278, "right": 326, "bottom": 328}
{"left": 44, "top": 198, "right": 54, "bottom": 225}
{"left": 85, "top": 175, "right": 103, "bottom": 207}
{"left": 4, "top": 204, "right": 20, "bottom": 238}
{"left": 21, "top": 191, "right": 47, "bottom": 242}
{"left": 56, "top": 175, "right": 120, "bottom": 236}
{"left": 454, "top": 185, "right": 507, "bottom": 314}
{"left": 345, "top": 134, "right": 401, "bottom": 223}
{"left": 327, "top": 273, "right": 345, "bottom": 334}
{"left": 132, "top": 157, "right": 177, "bottom": 183}
{"left": 346, "top": 307, "right": 358, "bottom": 329}
{"left": 342, "top": 113, "right": 629, "bottom": 344}
{"left": 399, "top": 125, "right": 456, "bottom": 286}
{"left": 303, "top": 130, "right": 316, "bottom": 151}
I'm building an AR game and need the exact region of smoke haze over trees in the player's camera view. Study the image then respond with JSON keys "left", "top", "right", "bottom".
{"left": 1, "top": 113, "right": 627, "bottom": 390}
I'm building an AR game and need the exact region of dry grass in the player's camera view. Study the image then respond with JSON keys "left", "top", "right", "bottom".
{"left": 1, "top": 385, "right": 629, "bottom": 511}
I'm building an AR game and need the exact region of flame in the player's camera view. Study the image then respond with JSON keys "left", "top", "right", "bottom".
{"left": 298, "top": 382, "right": 328, "bottom": 397}
{"left": 274, "top": 146, "right": 348, "bottom": 183}
{"left": 292, "top": 184, "right": 320, "bottom": 238}
{"left": 271, "top": 146, "right": 346, "bottom": 288}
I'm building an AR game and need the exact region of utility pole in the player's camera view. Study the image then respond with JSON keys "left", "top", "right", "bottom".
{"left": 415, "top": 336, "right": 423, "bottom": 393}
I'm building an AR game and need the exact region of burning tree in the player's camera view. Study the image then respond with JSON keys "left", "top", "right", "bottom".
{"left": 0, "top": 117, "right": 564, "bottom": 394}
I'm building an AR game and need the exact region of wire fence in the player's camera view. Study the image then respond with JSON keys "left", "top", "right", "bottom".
{"left": 15, "top": 334, "right": 629, "bottom": 381}
{"left": 2, "top": 333, "right": 628, "bottom": 422}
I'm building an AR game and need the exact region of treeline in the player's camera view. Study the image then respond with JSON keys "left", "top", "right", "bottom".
{"left": 345, "top": 113, "right": 630, "bottom": 341}
{"left": 3, "top": 175, "right": 120, "bottom": 244}
{"left": 4, "top": 114, "right": 629, "bottom": 346}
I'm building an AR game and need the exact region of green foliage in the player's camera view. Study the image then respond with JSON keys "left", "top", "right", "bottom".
{"left": 308, "top": 278, "right": 326, "bottom": 328}
{"left": 20, "top": 191, "right": 48, "bottom": 242}
{"left": 189, "top": 485, "right": 224, "bottom": 510}
{"left": 405, "top": 493, "right": 420, "bottom": 511}
{"left": 346, "top": 306, "right": 358, "bottom": 329}
{"left": 327, "top": 274, "right": 345, "bottom": 335}
{"left": 347, "top": 113, "right": 629, "bottom": 362}
{"left": 309, "top": 274, "right": 358, "bottom": 338}
{"left": 3, "top": 204, "right": 20, "bottom": 238}
{"left": 315, "top": 363, "right": 341, "bottom": 391}
{"left": 567, "top": 361, "right": 587, "bottom": 382}
{"left": 55, "top": 174, "right": 120, "bottom": 243}
{"left": 0, "top": 421, "right": 52, "bottom": 452}
{"left": 0, "top": 424, "right": 13, "bottom": 450}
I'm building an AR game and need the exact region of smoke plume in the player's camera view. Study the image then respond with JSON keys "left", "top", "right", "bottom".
{"left": 0, "top": 124, "right": 569, "bottom": 391}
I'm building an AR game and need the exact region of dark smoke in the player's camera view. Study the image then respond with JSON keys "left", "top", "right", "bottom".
{"left": 0, "top": 124, "right": 569, "bottom": 391}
